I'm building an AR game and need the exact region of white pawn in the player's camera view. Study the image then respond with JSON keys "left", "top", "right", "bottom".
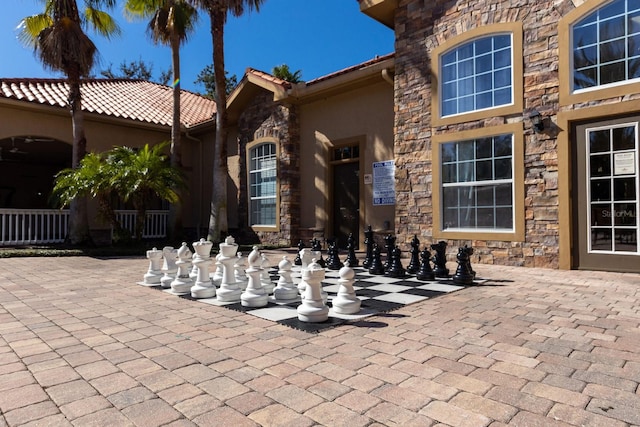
{"left": 216, "top": 236, "right": 242, "bottom": 302}
{"left": 297, "top": 247, "right": 314, "bottom": 295}
{"left": 191, "top": 238, "right": 216, "bottom": 299}
{"left": 234, "top": 252, "right": 249, "bottom": 290}
{"left": 260, "top": 253, "right": 275, "bottom": 294}
{"left": 211, "top": 252, "right": 223, "bottom": 286}
{"left": 241, "top": 246, "right": 268, "bottom": 307}
{"left": 274, "top": 256, "right": 299, "bottom": 302}
{"left": 171, "top": 243, "right": 193, "bottom": 294}
{"left": 297, "top": 258, "right": 329, "bottom": 322}
{"left": 143, "top": 247, "right": 163, "bottom": 284}
{"left": 160, "top": 246, "right": 178, "bottom": 288}
{"left": 332, "top": 262, "right": 361, "bottom": 314}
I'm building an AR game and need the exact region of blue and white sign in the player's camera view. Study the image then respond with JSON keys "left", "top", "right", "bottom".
{"left": 373, "top": 160, "right": 395, "bottom": 205}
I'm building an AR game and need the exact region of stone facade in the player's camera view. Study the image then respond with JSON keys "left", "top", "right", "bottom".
{"left": 236, "top": 91, "right": 301, "bottom": 247}
{"left": 393, "top": 0, "right": 584, "bottom": 268}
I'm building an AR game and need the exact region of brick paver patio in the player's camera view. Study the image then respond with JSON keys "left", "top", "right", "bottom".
{"left": 1, "top": 253, "right": 640, "bottom": 426}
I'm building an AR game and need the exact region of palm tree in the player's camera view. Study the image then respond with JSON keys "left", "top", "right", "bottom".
{"left": 52, "top": 142, "right": 185, "bottom": 241}
{"left": 188, "top": 0, "right": 265, "bottom": 243}
{"left": 18, "top": 0, "right": 120, "bottom": 245}
{"left": 272, "top": 64, "right": 303, "bottom": 83}
{"left": 124, "top": 0, "right": 198, "bottom": 240}
{"left": 110, "top": 143, "right": 185, "bottom": 240}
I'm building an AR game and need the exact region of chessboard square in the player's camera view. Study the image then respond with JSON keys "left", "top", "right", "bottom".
{"left": 322, "top": 278, "right": 340, "bottom": 286}
{"left": 354, "top": 289, "right": 387, "bottom": 298}
{"left": 199, "top": 298, "right": 238, "bottom": 307}
{"left": 249, "top": 306, "right": 299, "bottom": 321}
{"left": 402, "top": 288, "right": 446, "bottom": 298}
{"left": 417, "top": 283, "right": 465, "bottom": 292}
{"left": 373, "top": 292, "right": 429, "bottom": 305}
{"left": 366, "top": 283, "right": 413, "bottom": 293}
{"left": 328, "top": 307, "right": 378, "bottom": 320}
{"left": 322, "top": 284, "right": 342, "bottom": 293}
{"left": 360, "top": 298, "right": 404, "bottom": 312}
{"left": 358, "top": 275, "right": 405, "bottom": 284}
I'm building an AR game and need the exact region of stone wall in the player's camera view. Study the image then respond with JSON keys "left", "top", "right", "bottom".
{"left": 236, "top": 91, "right": 300, "bottom": 247}
{"left": 393, "top": 0, "right": 579, "bottom": 268}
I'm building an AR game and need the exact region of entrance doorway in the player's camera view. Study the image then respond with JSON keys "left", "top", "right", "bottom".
{"left": 573, "top": 117, "right": 640, "bottom": 272}
{"left": 331, "top": 144, "right": 360, "bottom": 249}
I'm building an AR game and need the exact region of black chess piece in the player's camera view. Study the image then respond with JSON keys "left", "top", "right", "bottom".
{"left": 326, "top": 240, "right": 343, "bottom": 270}
{"left": 368, "top": 244, "right": 385, "bottom": 275}
{"left": 416, "top": 248, "right": 435, "bottom": 281}
{"left": 463, "top": 245, "right": 475, "bottom": 278}
{"left": 311, "top": 238, "right": 326, "bottom": 268}
{"left": 383, "top": 234, "right": 396, "bottom": 272}
{"left": 344, "top": 233, "right": 359, "bottom": 267}
{"left": 406, "top": 234, "right": 420, "bottom": 274}
{"left": 362, "top": 225, "right": 374, "bottom": 269}
{"left": 452, "top": 246, "right": 474, "bottom": 285}
{"left": 431, "top": 241, "right": 449, "bottom": 278}
{"left": 294, "top": 239, "right": 305, "bottom": 266}
{"left": 386, "top": 246, "right": 406, "bottom": 278}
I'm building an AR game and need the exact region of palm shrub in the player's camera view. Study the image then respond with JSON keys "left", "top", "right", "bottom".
{"left": 52, "top": 142, "right": 185, "bottom": 242}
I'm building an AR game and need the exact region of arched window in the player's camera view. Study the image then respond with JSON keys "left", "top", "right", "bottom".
{"left": 431, "top": 22, "right": 523, "bottom": 126}
{"left": 572, "top": 0, "right": 640, "bottom": 91}
{"left": 248, "top": 141, "right": 278, "bottom": 227}
{"left": 440, "top": 34, "right": 513, "bottom": 117}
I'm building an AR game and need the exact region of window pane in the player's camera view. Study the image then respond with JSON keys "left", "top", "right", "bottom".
{"left": 591, "top": 180, "right": 611, "bottom": 201}
{"left": 590, "top": 154, "right": 611, "bottom": 177}
{"left": 600, "top": 39, "right": 625, "bottom": 63}
{"left": 249, "top": 143, "right": 277, "bottom": 226}
{"left": 440, "top": 34, "right": 512, "bottom": 116}
{"left": 614, "top": 177, "right": 636, "bottom": 200}
{"left": 440, "top": 134, "right": 514, "bottom": 231}
{"left": 590, "top": 129, "right": 610, "bottom": 152}
{"left": 614, "top": 202, "right": 637, "bottom": 225}
{"left": 613, "top": 126, "right": 635, "bottom": 150}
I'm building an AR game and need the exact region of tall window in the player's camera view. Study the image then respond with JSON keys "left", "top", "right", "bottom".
{"left": 572, "top": 0, "right": 640, "bottom": 91}
{"left": 249, "top": 143, "right": 277, "bottom": 227}
{"left": 440, "top": 34, "right": 513, "bottom": 117}
{"left": 441, "top": 133, "right": 514, "bottom": 231}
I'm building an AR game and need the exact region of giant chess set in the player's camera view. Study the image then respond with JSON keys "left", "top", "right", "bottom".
{"left": 138, "top": 228, "right": 484, "bottom": 333}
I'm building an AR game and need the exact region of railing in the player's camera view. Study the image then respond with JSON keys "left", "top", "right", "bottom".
{"left": 114, "top": 210, "right": 168, "bottom": 239}
{"left": 0, "top": 209, "right": 69, "bottom": 246}
{"left": 0, "top": 209, "right": 168, "bottom": 246}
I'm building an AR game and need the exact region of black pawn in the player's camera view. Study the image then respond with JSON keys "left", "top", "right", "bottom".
{"left": 345, "top": 233, "right": 359, "bottom": 267}
{"left": 294, "top": 240, "right": 305, "bottom": 266}
{"left": 326, "top": 240, "right": 342, "bottom": 270}
{"left": 368, "top": 244, "right": 385, "bottom": 275}
{"left": 431, "top": 241, "right": 449, "bottom": 278}
{"left": 383, "top": 234, "right": 396, "bottom": 272}
{"left": 463, "top": 245, "right": 475, "bottom": 278}
{"left": 362, "top": 225, "right": 374, "bottom": 269}
{"left": 406, "top": 234, "right": 420, "bottom": 274}
{"left": 416, "top": 248, "right": 435, "bottom": 281}
{"left": 453, "top": 247, "right": 474, "bottom": 285}
{"left": 311, "top": 238, "right": 325, "bottom": 268}
{"left": 386, "top": 246, "right": 406, "bottom": 278}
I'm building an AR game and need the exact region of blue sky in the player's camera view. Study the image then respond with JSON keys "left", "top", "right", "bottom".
{"left": 1, "top": 0, "right": 394, "bottom": 93}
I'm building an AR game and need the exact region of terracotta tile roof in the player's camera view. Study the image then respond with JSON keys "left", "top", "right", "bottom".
{"left": 0, "top": 78, "right": 216, "bottom": 128}
{"left": 243, "top": 68, "right": 292, "bottom": 88}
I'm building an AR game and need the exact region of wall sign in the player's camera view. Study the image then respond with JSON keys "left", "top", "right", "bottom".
{"left": 373, "top": 160, "right": 395, "bottom": 205}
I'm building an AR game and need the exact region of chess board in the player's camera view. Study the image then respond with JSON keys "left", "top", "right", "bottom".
{"left": 140, "top": 265, "right": 479, "bottom": 333}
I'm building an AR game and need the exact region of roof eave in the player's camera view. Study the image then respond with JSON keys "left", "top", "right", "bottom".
{"left": 359, "top": 0, "right": 397, "bottom": 29}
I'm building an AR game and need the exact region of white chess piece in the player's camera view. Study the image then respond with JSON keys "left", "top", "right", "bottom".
{"left": 143, "top": 247, "right": 163, "bottom": 284}
{"left": 216, "top": 236, "right": 242, "bottom": 302}
{"left": 274, "top": 256, "right": 298, "bottom": 302}
{"left": 170, "top": 243, "right": 193, "bottom": 294}
{"left": 260, "top": 253, "right": 275, "bottom": 294}
{"left": 297, "top": 247, "right": 314, "bottom": 295}
{"left": 191, "top": 239, "right": 216, "bottom": 299}
{"left": 211, "top": 252, "right": 223, "bottom": 286}
{"left": 234, "top": 252, "right": 249, "bottom": 290}
{"left": 332, "top": 262, "right": 361, "bottom": 314}
{"left": 297, "top": 258, "right": 329, "bottom": 322}
{"left": 241, "top": 246, "right": 268, "bottom": 307}
{"left": 160, "top": 246, "right": 178, "bottom": 288}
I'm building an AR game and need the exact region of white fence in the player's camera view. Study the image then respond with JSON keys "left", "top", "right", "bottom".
{"left": 0, "top": 209, "right": 168, "bottom": 246}
{"left": 0, "top": 209, "right": 69, "bottom": 246}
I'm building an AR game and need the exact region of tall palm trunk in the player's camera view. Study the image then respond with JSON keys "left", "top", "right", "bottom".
{"left": 67, "top": 70, "right": 91, "bottom": 245}
{"left": 168, "top": 32, "right": 184, "bottom": 240}
{"left": 207, "top": 5, "right": 228, "bottom": 243}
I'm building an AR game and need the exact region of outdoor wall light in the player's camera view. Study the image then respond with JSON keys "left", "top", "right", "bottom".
{"left": 529, "top": 109, "right": 544, "bottom": 132}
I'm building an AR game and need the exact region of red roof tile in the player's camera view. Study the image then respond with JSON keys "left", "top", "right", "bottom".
{"left": 0, "top": 78, "right": 216, "bottom": 128}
